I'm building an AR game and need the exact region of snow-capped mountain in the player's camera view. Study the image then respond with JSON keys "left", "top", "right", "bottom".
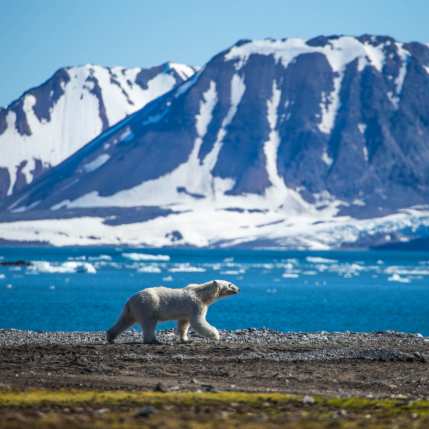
{"left": 0, "top": 62, "right": 196, "bottom": 198}
{"left": 1, "top": 35, "right": 429, "bottom": 248}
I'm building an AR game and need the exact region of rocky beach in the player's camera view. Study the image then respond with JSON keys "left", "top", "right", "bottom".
{"left": 1, "top": 329, "right": 428, "bottom": 428}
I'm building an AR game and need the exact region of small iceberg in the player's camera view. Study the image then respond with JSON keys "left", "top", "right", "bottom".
{"left": 169, "top": 263, "right": 206, "bottom": 272}
{"left": 30, "top": 261, "right": 97, "bottom": 274}
{"left": 220, "top": 269, "right": 245, "bottom": 276}
{"left": 387, "top": 273, "right": 411, "bottom": 283}
{"left": 137, "top": 265, "right": 162, "bottom": 273}
{"left": 122, "top": 252, "right": 170, "bottom": 262}
{"left": 306, "top": 256, "right": 337, "bottom": 264}
{"left": 282, "top": 272, "right": 299, "bottom": 278}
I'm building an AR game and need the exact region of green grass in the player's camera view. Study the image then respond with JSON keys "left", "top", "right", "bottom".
{"left": 0, "top": 389, "right": 428, "bottom": 429}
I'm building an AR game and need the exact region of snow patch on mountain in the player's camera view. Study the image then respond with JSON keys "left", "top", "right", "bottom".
{"left": 225, "top": 37, "right": 384, "bottom": 72}
{"left": 225, "top": 37, "right": 397, "bottom": 134}
{"left": 196, "top": 81, "right": 218, "bottom": 137}
{"left": 169, "top": 63, "right": 198, "bottom": 80}
{"left": 57, "top": 74, "right": 248, "bottom": 210}
{"left": 321, "top": 151, "right": 333, "bottom": 166}
{"left": 357, "top": 123, "right": 366, "bottom": 134}
{"left": 0, "top": 63, "right": 195, "bottom": 197}
{"left": 387, "top": 43, "right": 409, "bottom": 108}
{"left": 264, "top": 82, "right": 282, "bottom": 189}
{"left": 81, "top": 154, "right": 110, "bottom": 173}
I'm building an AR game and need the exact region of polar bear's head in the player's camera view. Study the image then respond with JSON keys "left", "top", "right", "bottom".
{"left": 215, "top": 280, "right": 240, "bottom": 297}
{"left": 187, "top": 279, "right": 239, "bottom": 304}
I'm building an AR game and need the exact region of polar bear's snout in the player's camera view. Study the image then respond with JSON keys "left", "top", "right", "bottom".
{"left": 218, "top": 281, "right": 240, "bottom": 297}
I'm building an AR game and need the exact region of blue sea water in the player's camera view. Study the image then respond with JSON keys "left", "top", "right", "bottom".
{"left": 0, "top": 247, "right": 428, "bottom": 335}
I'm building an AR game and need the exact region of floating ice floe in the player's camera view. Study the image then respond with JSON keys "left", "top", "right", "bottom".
{"left": 122, "top": 252, "right": 170, "bottom": 261}
{"left": 88, "top": 255, "right": 112, "bottom": 261}
{"left": 137, "top": 265, "right": 162, "bottom": 273}
{"left": 162, "top": 275, "right": 173, "bottom": 282}
{"left": 209, "top": 263, "right": 222, "bottom": 271}
{"left": 279, "top": 259, "right": 301, "bottom": 278}
{"left": 387, "top": 273, "right": 411, "bottom": 283}
{"left": 5, "top": 284, "right": 13, "bottom": 289}
{"left": 282, "top": 273, "right": 299, "bottom": 278}
{"left": 306, "top": 256, "right": 338, "bottom": 264}
{"left": 311, "top": 262, "right": 364, "bottom": 278}
{"left": 0, "top": 274, "right": 5, "bottom": 279}
{"left": 302, "top": 270, "right": 318, "bottom": 276}
{"left": 30, "top": 261, "right": 97, "bottom": 274}
{"left": 385, "top": 266, "right": 429, "bottom": 279}
{"left": 283, "top": 262, "right": 296, "bottom": 270}
{"left": 220, "top": 269, "right": 245, "bottom": 275}
{"left": 169, "top": 263, "right": 206, "bottom": 273}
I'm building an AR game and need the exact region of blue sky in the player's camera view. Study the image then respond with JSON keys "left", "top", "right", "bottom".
{"left": 1, "top": 0, "right": 428, "bottom": 107}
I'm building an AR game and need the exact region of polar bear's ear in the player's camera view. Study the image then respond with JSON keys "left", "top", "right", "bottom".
{"left": 194, "top": 280, "right": 220, "bottom": 304}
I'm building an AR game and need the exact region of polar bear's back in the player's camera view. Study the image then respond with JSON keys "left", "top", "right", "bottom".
{"left": 127, "top": 286, "right": 198, "bottom": 322}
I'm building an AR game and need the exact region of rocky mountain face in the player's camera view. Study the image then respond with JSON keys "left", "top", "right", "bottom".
{"left": 1, "top": 35, "right": 429, "bottom": 248}
{"left": 0, "top": 62, "right": 196, "bottom": 198}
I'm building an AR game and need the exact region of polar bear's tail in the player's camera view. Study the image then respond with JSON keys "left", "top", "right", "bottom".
{"left": 106, "top": 301, "right": 135, "bottom": 344}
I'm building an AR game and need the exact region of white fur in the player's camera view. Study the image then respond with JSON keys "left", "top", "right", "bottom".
{"left": 106, "top": 279, "right": 239, "bottom": 344}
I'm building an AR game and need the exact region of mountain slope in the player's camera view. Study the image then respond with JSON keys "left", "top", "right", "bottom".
{"left": 0, "top": 62, "right": 196, "bottom": 198}
{"left": 1, "top": 35, "right": 429, "bottom": 248}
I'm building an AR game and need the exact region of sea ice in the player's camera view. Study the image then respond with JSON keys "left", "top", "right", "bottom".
{"left": 30, "top": 261, "right": 96, "bottom": 274}
{"left": 122, "top": 252, "right": 170, "bottom": 261}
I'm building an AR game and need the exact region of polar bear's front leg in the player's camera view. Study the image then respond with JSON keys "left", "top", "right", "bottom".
{"left": 176, "top": 320, "right": 190, "bottom": 343}
{"left": 190, "top": 309, "right": 220, "bottom": 341}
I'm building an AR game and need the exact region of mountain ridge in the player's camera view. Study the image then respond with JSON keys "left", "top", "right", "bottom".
{"left": 0, "top": 62, "right": 196, "bottom": 198}
{"left": 1, "top": 34, "right": 429, "bottom": 248}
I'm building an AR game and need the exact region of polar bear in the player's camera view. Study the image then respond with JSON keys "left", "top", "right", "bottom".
{"left": 106, "top": 280, "right": 239, "bottom": 344}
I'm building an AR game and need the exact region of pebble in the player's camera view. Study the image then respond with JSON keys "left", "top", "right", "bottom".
{"left": 201, "top": 384, "right": 218, "bottom": 392}
{"left": 134, "top": 406, "right": 156, "bottom": 418}
{"left": 303, "top": 395, "right": 315, "bottom": 405}
{"left": 0, "top": 329, "right": 427, "bottom": 365}
{"left": 154, "top": 382, "right": 168, "bottom": 393}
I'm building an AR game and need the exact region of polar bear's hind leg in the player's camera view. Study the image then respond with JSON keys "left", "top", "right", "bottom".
{"left": 140, "top": 318, "right": 160, "bottom": 344}
{"left": 177, "top": 320, "right": 190, "bottom": 342}
{"left": 106, "top": 303, "right": 135, "bottom": 344}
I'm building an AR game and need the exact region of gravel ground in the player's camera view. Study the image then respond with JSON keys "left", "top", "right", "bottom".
{"left": 1, "top": 329, "right": 429, "bottom": 398}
